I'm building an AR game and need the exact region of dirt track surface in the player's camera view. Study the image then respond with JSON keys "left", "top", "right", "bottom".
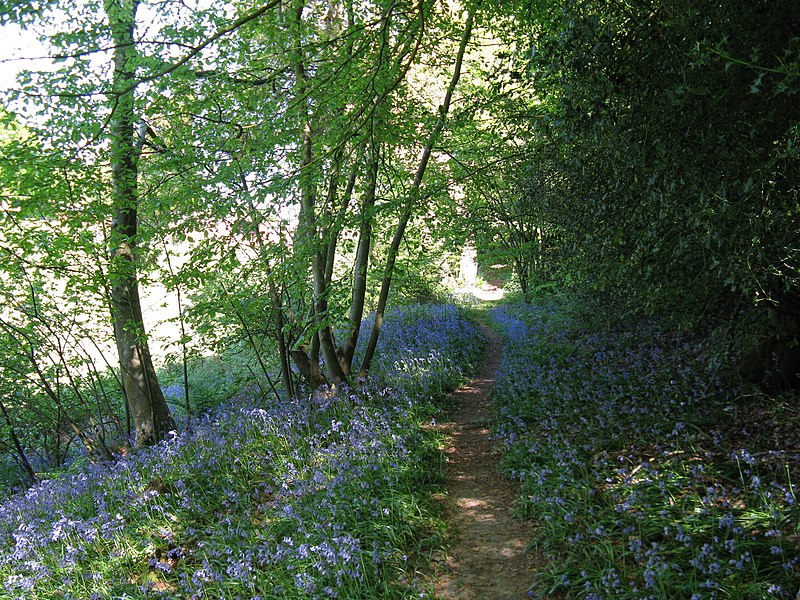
{"left": 432, "top": 321, "right": 539, "bottom": 599}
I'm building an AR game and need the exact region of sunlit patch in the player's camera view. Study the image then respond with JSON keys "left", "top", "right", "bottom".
{"left": 0, "top": 304, "right": 483, "bottom": 598}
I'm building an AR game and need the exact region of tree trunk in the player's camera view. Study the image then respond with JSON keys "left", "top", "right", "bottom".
{"left": 340, "top": 137, "right": 380, "bottom": 374}
{"left": 291, "top": 0, "right": 347, "bottom": 386}
{"left": 0, "top": 396, "right": 38, "bottom": 485}
{"left": 269, "top": 281, "right": 296, "bottom": 399}
{"left": 105, "top": 0, "right": 174, "bottom": 446}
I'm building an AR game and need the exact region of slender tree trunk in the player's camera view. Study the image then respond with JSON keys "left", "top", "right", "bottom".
{"left": 34, "top": 348, "right": 113, "bottom": 460}
{"left": 360, "top": 5, "right": 477, "bottom": 376}
{"left": 0, "top": 316, "right": 114, "bottom": 460}
{"left": 270, "top": 282, "right": 296, "bottom": 399}
{"left": 340, "top": 137, "right": 380, "bottom": 374}
{"left": 161, "top": 245, "right": 191, "bottom": 422}
{"left": 0, "top": 397, "right": 38, "bottom": 485}
{"left": 105, "top": 0, "right": 174, "bottom": 446}
{"left": 291, "top": 0, "right": 346, "bottom": 386}
{"left": 235, "top": 164, "right": 298, "bottom": 400}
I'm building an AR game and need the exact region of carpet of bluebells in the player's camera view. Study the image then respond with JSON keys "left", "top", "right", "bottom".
{"left": 491, "top": 300, "right": 800, "bottom": 600}
{"left": 0, "top": 304, "right": 483, "bottom": 599}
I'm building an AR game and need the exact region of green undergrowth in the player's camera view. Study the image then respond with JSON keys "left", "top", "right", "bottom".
{"left": 490, "top": 297, "right": 800, "bottom": 599}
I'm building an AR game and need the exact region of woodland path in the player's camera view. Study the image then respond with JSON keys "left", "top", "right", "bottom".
{"left": 432, "top": 316, "right": 541, "bottom": 599}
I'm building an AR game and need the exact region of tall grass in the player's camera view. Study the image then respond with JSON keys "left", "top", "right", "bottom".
{"left": 0, "top": 304, "right": 483, "bottom": 599}
{"left": 491, "top": 300, "right": 800, "bottom": 599}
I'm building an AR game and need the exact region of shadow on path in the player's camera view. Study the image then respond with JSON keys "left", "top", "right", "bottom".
{"left": 432, "top": 320, "right": 542, "bottom": 599}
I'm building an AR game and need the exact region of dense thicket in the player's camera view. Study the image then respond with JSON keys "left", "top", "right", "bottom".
{"left": 470, "top": 0, "right": 798, "bottom": 386}
{"left": 516, "top": 0, "right": 799, "bottom": 315}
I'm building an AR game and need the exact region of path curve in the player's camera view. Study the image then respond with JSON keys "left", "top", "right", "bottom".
{"left": 432, "top": 321, "right": 538, "bottom": 599}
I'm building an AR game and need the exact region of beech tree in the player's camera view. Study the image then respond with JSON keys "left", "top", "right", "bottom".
{"left": 2, "top": 0, "right": 298, "bottom": 447}
{"left": 0, "top": 0, "right": 213, "bottom": 448}
{"left": 150, "top": 0, "right": 484, "bottom": 388}
{"left": 104, "top": 0, "right": 175, "bottom": 444}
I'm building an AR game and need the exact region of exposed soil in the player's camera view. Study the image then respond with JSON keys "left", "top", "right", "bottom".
{"left": 432, "top": 319, "right": 542, "bottom": 599}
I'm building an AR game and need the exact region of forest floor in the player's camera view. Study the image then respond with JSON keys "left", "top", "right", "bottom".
{"left": 431, "top": 307, "right": 544, "bottom": 599}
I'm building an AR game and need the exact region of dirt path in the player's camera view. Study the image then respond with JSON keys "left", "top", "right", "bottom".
{"left": 432, "top": 321, "right": 539, "bottom": 599}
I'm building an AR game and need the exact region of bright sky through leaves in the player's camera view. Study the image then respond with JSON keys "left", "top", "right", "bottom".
{"left": 0, "top": 23, "right": 48, "bottom": 90}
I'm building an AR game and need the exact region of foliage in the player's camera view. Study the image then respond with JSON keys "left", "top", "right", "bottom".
{"left": 0, "top": 257, "right": 126, "bottom": 467}
{"left": 158, "top": 348, "right": 262, "bottom": 420}
{"left": 443, "top": 5, "right": 558, "bottom": 300}
{"left": 0, "top": 303, "right": 481, "bottom": 598}
{"left": 476, "top": 0, "right": 800, "bottom": 320}
{"left": 0, "top": 0, "right": 490, "bottom": 463}
{"left": 491, "top": 299, "right": 800, "bottom": 599}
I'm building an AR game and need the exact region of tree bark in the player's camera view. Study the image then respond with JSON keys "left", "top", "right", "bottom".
{"left": 291, "top": 0, "right": 347, "bottom": 386}
{"left": 0, "top": 396, "right": 38, "bottom": 485}
{"left": 340, "top": 137, "right": 380, "bottom": 374}
{"left": 105, "top": 0, "right": 175, "bottom": 446}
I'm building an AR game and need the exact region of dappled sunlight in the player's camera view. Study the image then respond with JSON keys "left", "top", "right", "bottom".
{"left": 434, "top": 320, "right": 538, "bottom": 599}
{"left": 490, "top": 301, "right": 800, "bottom": 598}
{"left": 0, "top": 305, "right": 482, "bottom": 598}
{"left": 456, "top": 284, "right": 507, "bottom": 303}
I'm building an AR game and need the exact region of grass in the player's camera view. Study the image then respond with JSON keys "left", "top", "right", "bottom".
{"left": 489, "top": 298, "right": 800, "bottom": 599}
{"left": 0, "top": 303, "right": 483, "bottom": 599}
